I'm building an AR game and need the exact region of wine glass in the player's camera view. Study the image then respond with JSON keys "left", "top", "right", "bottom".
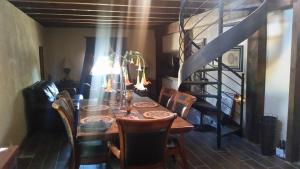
{"left": 124, "top": 90, "right": 133, "bottom": 114}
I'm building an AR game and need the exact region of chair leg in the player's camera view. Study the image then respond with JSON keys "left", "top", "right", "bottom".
{"left": 178, "top": 135, "right": 189, "bottom": 169}
{"left": 172, "top": 155, "right": 176, "bottom": 162}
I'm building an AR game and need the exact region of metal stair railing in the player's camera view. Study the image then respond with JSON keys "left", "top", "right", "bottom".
{"left": 178, "top": 0, "right": 267, "bottom": 148}
{"left": 179, "top": 0, "right": 267, "bottom": 82}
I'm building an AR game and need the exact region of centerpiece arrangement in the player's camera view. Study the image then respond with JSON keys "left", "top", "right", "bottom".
{"left": 121, "top": 50, "right": 150, "bottom": 91}
{"left": 91, "top": 50, "right": 150, "bottom": 112}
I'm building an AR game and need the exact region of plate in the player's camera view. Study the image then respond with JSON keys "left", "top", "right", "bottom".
{"left": 143, "top": 111, "right": 174, "bottom": 119}
{"left": 80, "top": 115, "right": 114, "bottom": 124}
{"left": 81, "top": 105, "right": 109, "bottom": 112}
{"left": 80, "top": 115, "right": 114, "bottom": 132}
{"left": 120, "top": 115, "right": 140, "bottom": 120}
{"left": 133, "top": 102, "right": 159, "bottom": 108}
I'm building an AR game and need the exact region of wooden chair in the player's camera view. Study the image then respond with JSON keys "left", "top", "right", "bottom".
{"left": 52, "top": 98, "right": 108, "bottom": 169}
{"left": 158, "top": 87, "right": 177, "bottom": 110}
{"left": 108, "top": 115, "right": 177, "bottom": 169}
{"left": 171, "top": 92, "right": 197, "bottom": 119}
{"left": 58, "top": 90, "right": 75, "bottom": 113}
{"left": 57, "top": 90, "right": 78, "bottom": 130}
{"left": 168, "top": 92, "right": 196, "bottom": 169}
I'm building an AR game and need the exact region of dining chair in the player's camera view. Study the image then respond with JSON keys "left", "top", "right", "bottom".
{"left": 58, "top": 90, "right": 75, "bottom": 113}
{"left": 171, "top": 92, "right": 197, "bottom": 120}
{"left": 52, "top": 98, "right": 108, "bottom": 169}
{"left": 108, "top": 115, "right": 177, "bottom": 169}
{"left": 158, "top": 86, "right": 177, "bottom": 110}
{"left": 57, "top": 90, "right": 79, "bottom": 130}
{"left": 168, "top": 91, "right": 196, "bottom": 169}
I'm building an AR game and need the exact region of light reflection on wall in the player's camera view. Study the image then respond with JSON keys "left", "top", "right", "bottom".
{"left": 264, "top": 9, "right": 293, "bottom": 140}
{"left": 88, "top": 0, "right": 151, "bottom": 108}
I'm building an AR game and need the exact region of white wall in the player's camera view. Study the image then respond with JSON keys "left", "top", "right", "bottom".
{"left": 0, "top": 1, "right": 44, "bottom": 145}
{"left": 264, "top": 9, "right": 293, "bottom": 140}
{"left": 44, "top": 27, "right": 156, "bottom": 81}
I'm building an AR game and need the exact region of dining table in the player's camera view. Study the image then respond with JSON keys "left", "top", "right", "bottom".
{"left": 76, "top": 93, "right": 194, "bottom": 141}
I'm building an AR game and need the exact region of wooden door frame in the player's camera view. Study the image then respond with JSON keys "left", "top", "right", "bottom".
{"left": 39, "top": 46, "right": 45, "bottom": 80}
{"left": 286, "top": 0, "right": 300, "bottom": 162}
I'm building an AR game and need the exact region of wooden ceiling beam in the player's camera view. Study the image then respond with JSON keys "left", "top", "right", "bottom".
{"left": 9, "top": 0, "right": 218, "bottom": 9}
{"left": 28, "top": 13, "right": 179, "bottom": 20}
{"left": 8, "top": 0, "right": 215, "bottom": 27}
{"left": 36, "top": 18, "right": 175, "bottom": 24}
{"left": 21, "top": 8, "right": 194, "bottom": 17}
{"left": 10, "top": 1, "right": 210, "bottom": 13}
{"left": 41, "top": 22, "right": 158, "bottom": 29}
{"left": 17, "top": 6, "right": 184, "bottom": 15}
{"left": 40, "top": 20, "right": 162, "bottom": 26}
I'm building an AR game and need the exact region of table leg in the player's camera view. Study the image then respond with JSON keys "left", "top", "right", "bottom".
{"left": 178, "top": 134, "right": 189, "bottom": 169}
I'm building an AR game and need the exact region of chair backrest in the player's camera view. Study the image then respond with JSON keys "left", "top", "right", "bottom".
{"left": 158, "top": 87, "right": 177, "bottom": 109}
{"left": 171, "top": 92, "right": 196, "bottom": 119}
{"left": 116, "top": 115, "right": 176, "bottom": 168}
{"left": 52, "top": 98, "right": 76, "bottom": 169}
{"left": 58, "top": 90, "right": 75, "bottom": 113}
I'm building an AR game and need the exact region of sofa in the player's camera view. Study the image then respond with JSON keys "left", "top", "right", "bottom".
{"left": 23, "top": 81, "right": 65, "bottom": 134}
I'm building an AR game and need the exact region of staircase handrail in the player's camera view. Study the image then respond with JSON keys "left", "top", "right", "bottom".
{"left": 179, "top": 0, "right": 267, "bottom": 84}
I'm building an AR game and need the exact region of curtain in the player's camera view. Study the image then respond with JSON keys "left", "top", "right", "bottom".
{"left": 79, "top": 38, "right": 95, "bottom": 93}
{"left": 79, "top": 37, "right": 127, "bottom": 94}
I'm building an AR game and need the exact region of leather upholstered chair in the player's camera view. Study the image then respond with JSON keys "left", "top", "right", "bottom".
{"left": 52, "top": 98, "right": 108, "bottom": 169}
{"left": 158, "top": 87, "right": 177, "bottom": 110}
{"left": 108, "top": 115, "right": 177, "bottom": 169}
{"left": 168, "top": 92, "right": 196, "bottom": 169}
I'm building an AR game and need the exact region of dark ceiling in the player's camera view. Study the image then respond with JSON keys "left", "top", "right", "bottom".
{"left": 9, "top": 0, "right": 218, "bottom": 28}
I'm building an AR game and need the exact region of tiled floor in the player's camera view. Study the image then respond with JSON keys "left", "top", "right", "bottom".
{"left": 17, "top": 130, "right": 299, "bottom": 169}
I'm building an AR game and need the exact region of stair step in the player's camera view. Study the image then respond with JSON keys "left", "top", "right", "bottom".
{"left": 221, "top": 124, "right": 241, "bottom": 137}
{"left": 197, "top": 68, "right": 218, "bottom": 72}
{"left": 193, "top": 94, "right": 218, "bottom": 99}
{"left": 195, "top": 122, "right": 241, "bottom": 137}
{"left": 193, "top": 100, "right": 241, "bottom": 136}
{"left": 182, "top": 81, "right": 218, "bottom": 85}
{"left": 193, "top": 100, "right": 217, "bottom": 112}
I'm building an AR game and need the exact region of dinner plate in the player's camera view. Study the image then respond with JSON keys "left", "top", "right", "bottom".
{"left": 133, "top": 102, "right": 159, "bottom": 108}
{"left": 80, "top": 115, "right": 114, "bottom": 132}
{"left": 81, "top": 105, "right": 109, "bottom": 112}
{"left": 120, "top": 115, "right": 140, "bottom": 120}
{"left": 80, "top": 115, "right": 114, "bottom": 124}
{"left": 143, "top": 111, "right": 174, "bottom": 119}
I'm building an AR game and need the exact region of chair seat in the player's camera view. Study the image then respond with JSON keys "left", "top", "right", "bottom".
{"left": 78, "top": 140, "right": 108, "bottom": 162}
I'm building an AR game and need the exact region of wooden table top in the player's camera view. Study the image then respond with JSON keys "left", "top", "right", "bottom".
{"left": 77, "top": 94, "right": 194, "bottom": 140}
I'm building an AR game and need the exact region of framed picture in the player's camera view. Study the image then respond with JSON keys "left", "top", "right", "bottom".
{"left": 213, "top": 46, "right": 243, "bottom": 72}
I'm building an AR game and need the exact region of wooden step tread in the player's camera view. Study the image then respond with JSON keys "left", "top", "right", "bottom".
{"left": 197, "top": 68, "right": 218, "bottom": 72}
{"left": 193, "top": 94, "right": 218, "bottom": 99}
{"left": 193, "top": 100, "right": 218, "bottom": 112}
{"left": 221, "top": 124, "right": 241, "bottom": 136}
{"left": 182, "top": 81, "right": 218, "bottom": 85}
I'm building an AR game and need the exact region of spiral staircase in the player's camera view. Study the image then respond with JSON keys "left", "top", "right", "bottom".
{"left": 178, "top": 0, "right": 268, "bottom": 148}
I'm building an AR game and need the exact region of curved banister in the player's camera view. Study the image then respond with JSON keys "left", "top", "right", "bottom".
{"left": 179, "top": 0, "right": 267, "bottom": 85}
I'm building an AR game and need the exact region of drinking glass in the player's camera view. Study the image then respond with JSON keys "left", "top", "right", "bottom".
{"left": 124, "top": 90, "right": 133, "bottom": 114}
